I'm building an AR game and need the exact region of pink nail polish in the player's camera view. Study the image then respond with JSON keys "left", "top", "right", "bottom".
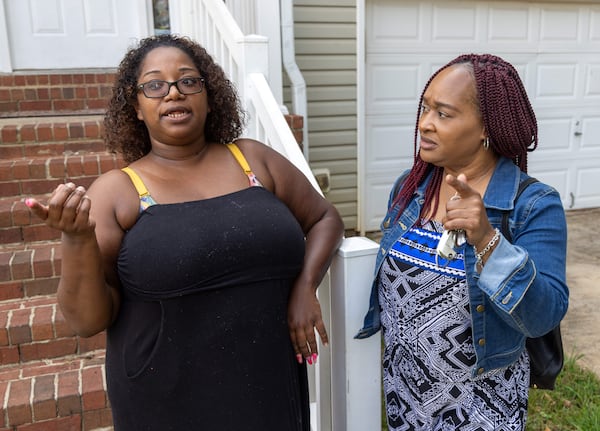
{"left": 24, "top": 198, "right": 34, "bottom": 208}
{"left": 312, "top": 353, "right": 318, "bottom": 364}
{"left": 296, "top": 354, "right": 303, "bottom": 364}
{"left": 306, "top": 356, "right": 313, "bottom": 365}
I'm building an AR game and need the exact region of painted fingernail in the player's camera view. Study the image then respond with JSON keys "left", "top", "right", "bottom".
{"left": 306, "top": 356, "right": 313, "bottom": 365}
{"left": 24, "top": 198, "right": 34, "bottom": 208}
{"left": 296, "top": 354, "right": 303, "bottom": 364}
{"left": 312, "top": 353, "right": 318, "bottom": 364}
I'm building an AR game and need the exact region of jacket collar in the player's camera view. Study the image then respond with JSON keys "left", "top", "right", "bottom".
{"left": 413, "top": 156, "right": 522, "bottom": 212}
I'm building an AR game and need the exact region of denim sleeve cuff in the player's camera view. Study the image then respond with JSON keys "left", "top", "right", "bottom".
{"left": 476, "top": 235, "right": 532, "bottom": 312}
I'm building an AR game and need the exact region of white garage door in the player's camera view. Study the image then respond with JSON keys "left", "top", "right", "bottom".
{"left": 361, "top": 0, "right": 600, "bottom": 232}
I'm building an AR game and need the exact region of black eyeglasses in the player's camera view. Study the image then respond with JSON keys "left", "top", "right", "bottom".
{"left": 137, "top": 77, "right": 205, "bottom": 98}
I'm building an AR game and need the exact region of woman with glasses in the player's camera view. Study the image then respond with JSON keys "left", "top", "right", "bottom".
{"left": 26, "top": 34, "right": 344, "bottom": 430}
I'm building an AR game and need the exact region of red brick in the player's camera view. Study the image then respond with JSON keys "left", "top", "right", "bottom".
{"left": 12, "top": 200, "right": 32, "bottom": 226}
{"left": 0, "top": 345, "right": 19, "bottom": 364}
{"left": 22, "top": 224, "right": 60, "bottom": 243}
{"left": 0, "top": 281, "right": 23, "bottom": 301}
{"left": 37, "top": 88, "right": 50, "bottom": 100}
{"left": 0, "top": 227, "right": 21, "bottom": 244}
{"left": 30, "top": 305, "right": 54, "bottom": 341}
{"left": 23, "top": 277, "right": 59, "bottom": 298}
{"left": 82, "top": 407, "right": 112, "bottom": 430}
{"left": 17, "top": 414, "right": 82, "bottom": 431}
{"left": 0, "top": 381, "right": 7, "bottom": 427}
{"left": 36, "top": 124, "right": 53, "bottom": 142}
{"left": 0, "top": 145, "right": 24, "bottom": 159}
{"left": 20, "top": 100, "right": 53, "bottom": 112}
{"left": 21, "top": 338, "right": 78, "bottom": 362}
{"left": 37, "top": 75, "right": 49, "bottom": 85}
{"left": 33, "top": 374, "right": 57, "bottom": 421}
{"left": 32, "top": 247, "right": 54, "bottom": 279}
{"left": 7, "top": 379, "right": 33, "bottom": 426}
{"left": 10, "top": 249, "right": 33, "bottom": 281}
{"left": 12, "top": 161, "right": 30, "bottom": 180}
{"left": 20, "top": 125, "right": 36, "bottom": 142}
{"left": 1, "top": 125, "right": 18, "bottom": 143}
{"left": 22, "top": 179, "right": 62, "bottom": 196}
{"left": 52, "top": 124, "right": 69, "bottom": 141}
{"left": 57, "top": 370, "right": 81, "bottom": 417}
{"left": 54, "top": 312, "right": 75, "bottom": 339}
{"left": 29, "top": 158, "right": 47, "bottom": 180}
{"left": 0, "top": 181, "right": 20, "bottom": 198}
{"left": 48, "top": 158, "right": 66, "bottom": 178}
{"left": 66, "top": 157, "right": 84, "bottom": 177}
{"left": 81, "top": 366, "right": 106, "bottom": 410}
{"left": 60, "top": 74, "right": 74, "bottom": 85}
{"left": 78, "top": 332, "right": 106, "bottom": 353}
{"left": 9, "top": 307, "right": 32, "bottom": 344}
{"left": 0, "top": 311, "right": 8, "bottom": 345}
{"left": 13, "top": 75, "right": 26, "bottom": 86}
{"left": 49, "top": 75, "right": 61, "bottom": 85}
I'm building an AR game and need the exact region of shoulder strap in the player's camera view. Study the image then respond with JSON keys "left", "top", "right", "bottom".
{"left": 121, "top": 166, "right": 151, "bottom": 198}
{"left": 225, "top": 142, "right": 252, "bottom": 175}
{"left": 501, "top": 177, "right": 539, "bottom": 242}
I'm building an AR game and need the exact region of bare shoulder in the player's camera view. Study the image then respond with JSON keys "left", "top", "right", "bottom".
{"left": 87, "top": 168, "right": 140, "bottom": 232}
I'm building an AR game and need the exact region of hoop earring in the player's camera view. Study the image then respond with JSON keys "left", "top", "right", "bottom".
{"left": 483, "top": 137, "right": 490, "bottom": 150}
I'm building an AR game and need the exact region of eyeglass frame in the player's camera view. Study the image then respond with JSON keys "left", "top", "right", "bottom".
{"left": 137, "top": 77, "right": 205, "bottom": 98}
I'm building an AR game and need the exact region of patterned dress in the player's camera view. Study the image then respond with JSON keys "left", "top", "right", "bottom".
{"left": 379, "top": 221, "right": 529, "bottom": 431}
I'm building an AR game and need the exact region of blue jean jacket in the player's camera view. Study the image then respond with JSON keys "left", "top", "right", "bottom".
{"left": 355, "top": 157, "right": 569, "bottom": 377}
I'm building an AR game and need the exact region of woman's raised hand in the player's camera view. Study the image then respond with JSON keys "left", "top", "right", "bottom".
{"left": 25, "top": 182, "right": 95, "bottom": 236}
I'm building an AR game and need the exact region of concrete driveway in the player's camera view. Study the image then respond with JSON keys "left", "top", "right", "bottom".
{"left": 561, "top": 207, "right": 600, "bottom": 377}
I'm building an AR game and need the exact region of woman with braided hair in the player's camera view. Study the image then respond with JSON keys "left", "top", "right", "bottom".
{"left": 356, "top": 54, "right": 568, "bottom": 430}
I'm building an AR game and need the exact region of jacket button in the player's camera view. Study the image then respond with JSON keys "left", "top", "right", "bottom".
{"left": 478, "top": 338, "right": 486, "bottom": 346}
{"left": 477, "top": 367, "right": 485, "bottom": 375}
{"left": 383, "top": 219, "right": 390, "bottom": 228}
{"left": 400, "top": 222, "right": 407, "bottom": 230}
{"left": 476, "top": 305, "right": 485, "bottom": 313}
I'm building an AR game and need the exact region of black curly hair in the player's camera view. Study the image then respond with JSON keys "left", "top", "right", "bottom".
{"left": 392, "top": 53, "right": 538, "bottom": 222}
{"left": 104, "top": 34, "right": 246, "bottom": 163}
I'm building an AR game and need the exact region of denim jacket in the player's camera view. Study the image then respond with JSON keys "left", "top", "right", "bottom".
{"left": 355, "top": 157, "right": 569, "bottom": 377}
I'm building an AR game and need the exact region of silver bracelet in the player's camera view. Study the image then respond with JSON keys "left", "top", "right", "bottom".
{"left": 473, "top": 228, "right": 500, "bottom": 270}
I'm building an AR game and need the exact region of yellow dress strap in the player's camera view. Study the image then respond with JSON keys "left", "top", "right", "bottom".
{"left": 121, "top": 167, "right": 150, "bottom": 198}
{"left": 225, "top": 142, "right": 252, "bottom": 175}
{"left": 225, "top": 143, "right": 263, "bottom": 187}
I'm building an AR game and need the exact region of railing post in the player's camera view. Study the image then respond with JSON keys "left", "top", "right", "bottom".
{"left": 329, "top": 237, "right": 381, "bottom": 431}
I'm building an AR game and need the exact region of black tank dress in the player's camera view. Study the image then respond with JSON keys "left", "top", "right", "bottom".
{"left": 107, "top": 155, "right": 309, "bottom": 430}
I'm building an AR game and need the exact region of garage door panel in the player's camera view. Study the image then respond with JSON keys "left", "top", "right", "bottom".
{"left": 536, "top": 64, "right": 578, "bottom": 99}
{"left": 366, "top": 62, "right": 420, "bottom": 113}
{"left": 527, "top": 163, "right": 570, "bottom": 207}
{"left": 585, "top": 64, "right": 600, "bottom": 96}
{"left": 539, "top": 8, "right": 580, "bottom": 42}
{"left": 536, "top": 116, "right": 573, "bottom": 152}
{"left": 488, "top": 6, "right": 531, "bottom": 41}
{"left": 364, "top": 174, "right": 405, "bottom": 229}
{"left": 431, "top": 4, "right": 479, "bottom": 41}
{"left": 365, "top": 118, "right": 415, "bottom": 173}
{"left": 576, "top": 167, "right": 600, "bottom": 208}
{"left": 582, "top": 118, "right": 600, "bottom": 150}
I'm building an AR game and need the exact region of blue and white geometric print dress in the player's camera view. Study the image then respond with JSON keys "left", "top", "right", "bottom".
{"left": 378, "top": 220, "right": 529, "bottom": 431}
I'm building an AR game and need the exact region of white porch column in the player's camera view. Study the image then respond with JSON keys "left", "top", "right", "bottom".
{"left": 329, "top": 237, "right": 382, "bottom": 431}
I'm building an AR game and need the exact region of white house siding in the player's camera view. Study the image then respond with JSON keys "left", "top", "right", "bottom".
{"left": 284, "top": 0, "right": 359, "bottom": 230}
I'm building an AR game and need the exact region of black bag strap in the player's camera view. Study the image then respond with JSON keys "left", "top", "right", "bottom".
{"left": 501, "top": 177, "right": 538, "bottom": 241}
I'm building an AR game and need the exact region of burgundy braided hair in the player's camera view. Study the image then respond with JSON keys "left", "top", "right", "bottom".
{"left": 391, "top": 53, "right": 538, "bottom": 224}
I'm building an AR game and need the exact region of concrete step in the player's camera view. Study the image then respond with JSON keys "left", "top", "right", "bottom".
{"left": 0, "top": 349, "right": 112, "bottom": 430}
